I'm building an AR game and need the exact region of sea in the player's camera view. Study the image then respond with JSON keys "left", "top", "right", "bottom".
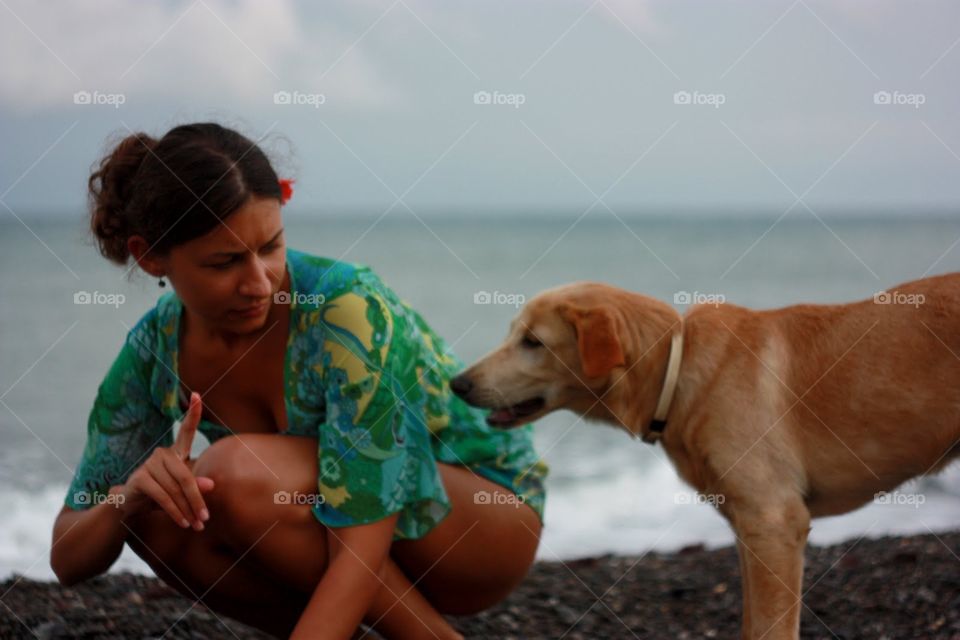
{"left": 2, "top": 211, "right": 959, "bottom": 580}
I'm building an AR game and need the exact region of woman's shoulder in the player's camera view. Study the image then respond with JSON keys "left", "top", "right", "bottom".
{"left": 286, "top": 246, "right": 378, "bottom": 301}
{"left": 117, "top": 292, "right": 179, "bottom": 376}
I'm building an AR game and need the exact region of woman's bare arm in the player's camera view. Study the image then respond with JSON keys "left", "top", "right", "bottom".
{"left": 52, "top": 393, "right": 213, "bottom": 586}
{"left": 50, "top": 486, "right": 130, "bottom": 586}
{"left": 290, "top": 514, "right": 399, "bottom": 639}
{"left": 289, "top": 513, "right": 459, "bottom": 640}
{"left": 365, "top": 556, "right": 464, "bottom": 640}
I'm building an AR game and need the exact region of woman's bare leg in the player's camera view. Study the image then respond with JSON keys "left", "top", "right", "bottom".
{"left": 126, "top": 433, "right": 541, "bottom": 637}
{"left": 125, "top": 505, "right": 450, "bottom": 639}
{"left": 192, "top": 434, "right": 464, "bottom": 638}
{"left": 391, "top": 463, "right": 543, "bottom": 614}
{"left": 124, "top": 508, "right": 308, "bottom": 638}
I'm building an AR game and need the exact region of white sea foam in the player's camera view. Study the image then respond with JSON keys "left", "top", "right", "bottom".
{"left": 4, "top": 461, "right": 957, "bottom": 581}
{"left": 1, "top": 486, "right": 152, "bottom": 581}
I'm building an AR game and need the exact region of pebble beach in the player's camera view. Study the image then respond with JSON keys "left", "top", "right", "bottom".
{"left": 2, "top": 531, "right": 958, "bottom": 639}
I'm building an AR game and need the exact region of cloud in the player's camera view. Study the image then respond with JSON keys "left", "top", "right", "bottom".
{"left": 0, "top": 0, "right": 405, "bottom": 113}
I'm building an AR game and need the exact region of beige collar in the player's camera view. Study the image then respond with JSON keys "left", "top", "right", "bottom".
{"left": 642, "top": 323, "right": 684, "bottom": 444}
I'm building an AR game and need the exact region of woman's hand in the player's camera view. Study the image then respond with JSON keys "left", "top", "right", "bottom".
{"left": 118, "top": 391, "right": 214, "bottom": 530}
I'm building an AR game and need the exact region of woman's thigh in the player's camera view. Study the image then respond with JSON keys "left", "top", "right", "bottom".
{"left": 125, "top": 434, "right": 326, "bottom": 596}
{"left": 145, "top": 434, "right": 542, "bottom": 614}
{"left": 206, "top": 434, "right": 543, "bottom": 613}
{"left": 391, "top": 463, "right": 543, "bottom": 614}
{"left": 124, "top": 508, "right": 309, "bottom": 638}
{"left": 188, "top": 433, "right": 328, "bottom": 592}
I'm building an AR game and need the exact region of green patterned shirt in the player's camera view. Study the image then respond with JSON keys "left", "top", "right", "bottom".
{"left": 64, "top": 247, "right": 548, "bottom": 539}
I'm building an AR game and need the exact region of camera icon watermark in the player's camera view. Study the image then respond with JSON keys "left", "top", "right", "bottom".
{"left": 674, "top": 290, "right": 725, "bottom": 307}
{"left": 273, "top": 490, "right": 327, "bottom": 506}
{"left": 673, "top": 90, "right": 725, "bottom": 109}
{"left": 73, "top": 490, "right": 125, "bottom": 507}
{"left": 73, "top": 90, "right": 126, "bottom": 109}
{"left": 674, "top": 491, "right": 726, "bottom": 507}
{"left": 873, "top": 290, "right": 925, "bottom": 308}
{"left": 874, "top": 490, "right": 925, "bottom": 508}
{"left": 473, "top": 90, "right": 526, "bottom": 109}
{"left": 273, "top": 291, "right": 325, "bottom": 307}
{"left": 473, "top": 489, "right": 526, "bottom": 508}
{"left": 474, "top": 290, "right": 526, "bottom": 308}
{"left": 873, "top": 90, "right": 925, "bottom": 109}
{"left": 74, "top": 290, "right": 126, "bottom": 308}
{"left": 273, "top": 90, "right": 326, "bottom": 108}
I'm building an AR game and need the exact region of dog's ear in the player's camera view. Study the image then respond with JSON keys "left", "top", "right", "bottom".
{"left": 561, "top": 305, "right": 625, "bottom": 378}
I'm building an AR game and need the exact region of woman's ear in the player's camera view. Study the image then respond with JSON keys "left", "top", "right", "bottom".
{"left": 560, "top": 304, "right": 625, "bottom": 379}
{"left": 127, "top": 235, "right": 166, "bottom": 278}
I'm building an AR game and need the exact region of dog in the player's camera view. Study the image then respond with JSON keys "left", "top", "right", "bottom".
{"left": 450, "top": 275, "right": 960, "bottom": 639}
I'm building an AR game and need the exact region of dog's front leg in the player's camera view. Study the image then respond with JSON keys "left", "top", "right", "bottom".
{"left": 736, "top": 538, "right": 753, "bottom": 635}
{"left": 732, "top": 500, "right": 810, "bottom": 640}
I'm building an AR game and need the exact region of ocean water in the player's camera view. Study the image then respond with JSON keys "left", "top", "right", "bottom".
{"left": 2, "top": 212, "right": 960, "bottom": 580}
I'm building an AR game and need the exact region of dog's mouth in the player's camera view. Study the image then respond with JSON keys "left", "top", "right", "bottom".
{"left": 485, "top": 397, "right": 546, "bottom": 428}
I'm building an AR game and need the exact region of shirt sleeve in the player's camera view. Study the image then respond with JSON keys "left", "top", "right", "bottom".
{"left": 311, "top": 277, "right": 452, "bottom": 539}
{"left": 63, "top": 318, "right": 173, "bottom": 510}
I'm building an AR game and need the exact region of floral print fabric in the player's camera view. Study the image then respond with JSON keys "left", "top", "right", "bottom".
{"left": 64, "top": 248, "right": 548, "bottom": 539}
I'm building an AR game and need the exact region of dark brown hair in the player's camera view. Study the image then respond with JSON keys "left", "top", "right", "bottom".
{"left": 88, "top": 122, "right": 283, "bottom": 266}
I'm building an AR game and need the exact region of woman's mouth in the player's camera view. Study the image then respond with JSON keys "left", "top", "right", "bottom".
{"left": 232, "top": 301, "right": 269, "bottom": 318}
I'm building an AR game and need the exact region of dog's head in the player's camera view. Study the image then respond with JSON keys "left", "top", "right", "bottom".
{"left": 452, "top": 282, "right": 670, "bottom": 429}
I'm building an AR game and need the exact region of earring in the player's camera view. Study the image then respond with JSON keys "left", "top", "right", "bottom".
{"left": 158, "top": 277, "right": 166, "bottom": 288}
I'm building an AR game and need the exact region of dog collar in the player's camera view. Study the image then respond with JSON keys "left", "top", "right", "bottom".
{"left": 642, "top": 323, "right": 684, "bottom": 444}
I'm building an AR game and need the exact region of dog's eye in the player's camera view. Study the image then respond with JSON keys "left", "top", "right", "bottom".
{"left": 521, "top": 335, "right": 542, "bottom": 349}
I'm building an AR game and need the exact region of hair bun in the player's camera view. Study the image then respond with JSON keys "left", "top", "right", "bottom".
{"left": 88, "top": 132, "right": 157, "bottom": 265}
{"left": 87, "top": 123, "right": 283, "bottom": 271}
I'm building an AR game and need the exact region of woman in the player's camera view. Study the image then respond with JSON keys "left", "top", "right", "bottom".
{"left": 50, "top": 122, "right": 548, "bottom": 639}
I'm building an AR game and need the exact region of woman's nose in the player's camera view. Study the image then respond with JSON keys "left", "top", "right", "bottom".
{"left": 238, "top": 257, "right": 272, "bottom": 298}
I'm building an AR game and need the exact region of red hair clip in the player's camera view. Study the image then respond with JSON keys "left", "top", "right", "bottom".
{"left": 278, "top": 178, "right": 294, "bottom": 205}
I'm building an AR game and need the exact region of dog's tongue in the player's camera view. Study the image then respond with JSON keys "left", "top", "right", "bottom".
{"left": 487, "top": 398, "right": 545, "bottom": 427}
{"left": 486, "top": 407, "right": 516, "bottom": 426}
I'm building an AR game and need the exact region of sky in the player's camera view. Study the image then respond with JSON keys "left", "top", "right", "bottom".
{"left": 2, "top": 0, "right": 960, "bottom": 219}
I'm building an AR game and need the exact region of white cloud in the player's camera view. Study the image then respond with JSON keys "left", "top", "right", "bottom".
{"left": 0, "top": 0, "right": 405, "bottom": 113}
{"left": 595, "top": 0, "right": 665, "bottom": 37}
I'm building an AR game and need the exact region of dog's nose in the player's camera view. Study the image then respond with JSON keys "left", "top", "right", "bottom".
{"left": 449, "top": 374, "right": 473, "bottom": 397}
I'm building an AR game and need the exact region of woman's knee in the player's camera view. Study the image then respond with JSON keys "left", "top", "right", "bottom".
{"left": 192, "top": 434, "right": 317, "bottom": 530}
{"left": 193, "top": 434, "right": 262, "bottom": 486}
{"left": 194, "top": 434, "right": 316, "bottom": 484}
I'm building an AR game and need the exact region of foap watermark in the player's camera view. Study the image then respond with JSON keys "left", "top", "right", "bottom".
{"left": 873, "top": 290, "right": 925, "bottom": 308}
{"left": 474, "top": 489, "right": 526, "bottom": 509}
{"left": 673, "top": 90, "right": 725, "bottom": 109}
{"left": 674, "top": 491, "right": 726, "bottom": 507}
{"left": 74, "top": 290, "right": 126, "bottom": 308}
{"left": 274, "top": 90, "right": 326, "bottom": 108}
{"left": 73, "top": 490, "right": 125, "bottom": 507}
{"left": 874, "top": 490, "right": 925, "bottom": 509}
{"left": 73, "top": 90, "right": 126, "bottom": 109}
{"left": 274, "top": 490, "right": 327, "bottom": 506}
{"left": 473, "top": 90, "right": 526, "bottom": 109}
{"left": 474, "top": 290, "right": 525, "bottom": 308}
{"left": 274, "top": 291, "right": 326, "bottom": 307}
{"left": 674, "top": 290, "right": 725, "bottom": 307}
{"left": 873, "top": 90, "right": 925, "bottom": 109}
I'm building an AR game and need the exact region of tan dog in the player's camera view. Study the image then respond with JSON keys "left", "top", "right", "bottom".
{"left": 450, "top": 275, "right": 960, "bottom": 640}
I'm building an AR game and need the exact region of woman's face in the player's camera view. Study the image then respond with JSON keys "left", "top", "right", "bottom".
{"left": 163, "top": 196, "right": 287, "bottom": 335}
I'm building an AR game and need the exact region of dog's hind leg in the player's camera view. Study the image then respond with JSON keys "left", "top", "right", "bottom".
{"left": 732, "top": 498, "right": 810, "bottom": 640}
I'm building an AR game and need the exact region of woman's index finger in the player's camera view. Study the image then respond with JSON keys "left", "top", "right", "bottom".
{"left": 172, "top": 391, "right": 202, "bottom": 459}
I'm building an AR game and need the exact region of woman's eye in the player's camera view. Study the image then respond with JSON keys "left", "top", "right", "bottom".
{"left": 210, "top": 257, "right": 239, "bottom": 269}
{"left": 521, "top": 335, "right": 542, "bottom": 349}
